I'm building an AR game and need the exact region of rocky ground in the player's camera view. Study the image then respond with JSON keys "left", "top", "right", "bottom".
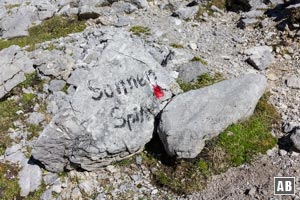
{"left": 1, "top": 0, "right": 300, "bottom": 199}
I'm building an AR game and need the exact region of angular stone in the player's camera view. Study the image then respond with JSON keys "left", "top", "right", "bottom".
{"left": 172, "top": 6, "right": 199, "bottom": 20}
{"left": 158, "top": 74, "right": 267, "bottom": 158}
{"left": 31, "top": 49, "right": 74, "bottom": 80}
{"left": 32, "top": 31, "right": 180, "bottom": 172}
{"left": 26, "top": 112, "right": 45, "bottom": 125}
{"left": 286, "top": 75, "right": 300, "bottom": 89}
{"left": 0, "top": 5, "right": 39, "bottom": 39}
{"left": 178, "top": 62, "right": 209, "bottom": 82}
{"left": 290, "top": 128, "right": 300, "bottom": 151}
{"left": 18, "top": 163, "right": 42, "bottom": 197}
{"left": 48, "top": 80, "right": 66, "bottom": 92}
{"left": 0, "top": 45, "right": 34, "bottom": 99}
{"left": 245, "top": 46, "right": 274, "bottom": 70}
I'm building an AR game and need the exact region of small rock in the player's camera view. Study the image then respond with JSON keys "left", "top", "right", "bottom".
{"left": 71, "top": 187, "right": 82, "bottom": 199}
{"left": 151, "top": 189, "right": 158, "bottom": 195}
{"left": 245, "top": 46, "right": 274, "bottom": 70}
{"left": 172, "top": 6, "right": 199, "bottom": 20}
{"left": 26, "top": 112, "right": 45, "bottom": 125}
{"left": 135, "top": 155, "right": 142, "bottom": 165}
{"left": 177, "top": 62, "right": 209, "bottom": 82}
{"left": 18, "top": 163, "right": 42, "bottom": 197}
{"left": 290, "top": 128, "right": 300, "bottom": 151}
{"left": 40, "top": 189, "right": 52, "bottom": 200}
{"left": 283, "top": 54, "right": 292, "bottom": 60}
{"left": 279, "top": 149, "right": 287, "bottom": 156}
{"left": 286, "top": 75, "right": 300, "bottom": 89}
{"left": 106, "top": 165, "right": 118, "bottom": 173}
{"left": 44, "top": 173, "right": 59, "bottom": 185}
{"left": 238, "top": 18, "right": 259, "bottom": 29}
{"left": 51, "top": 179, "right": 62, "bottom": 194}
{"left": 48, "top": 80, "right": 66, "bottom": 92}
{"left": 188, "top": 43, "right": 197, "bottom": 50}
{"left": 248, "top": 187, "right": 256, "bottom": 196}
{"left": 78, "top": 180, "right": 96, "bottom": 196}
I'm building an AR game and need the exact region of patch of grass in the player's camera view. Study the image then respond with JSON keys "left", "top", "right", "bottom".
{"left": 20, "top": 93, "right": 37, "bottom": 112}
{"left": 113, "top": 157, "right": 135, "bottom": 167}
{"left": 17, "top": 72, "right": 45, "bottom": 94}
{"left": 0, "top": 16, "right": 86, "bottom": 51}
{"left": 0, "top": 162, "right": 46, "bottom": 200}
{"left": 0, "top": 163, "right": 21, "bottom": 200}
{"left": 129, "top": 26, "right": 151, "bottom": 36}
{"left": 0, "top": 100, "right": 21, "bottom": 155}
{"left": 190, "top": 56, "right": 208, "bottom": 65}
{"left": 177, "top": 72, "right": 224, "bottom": 92}
{"left": 148, "top": 92, "right": 279, "bottom": 194}
{"left": 0, "top": 72, "right": 45, "bottom": 154}
{"left": 27, "top": 124, "right": 43, "bottom": 141}
{"left": 170, "top": 43, "right": 184, "bottom": 49}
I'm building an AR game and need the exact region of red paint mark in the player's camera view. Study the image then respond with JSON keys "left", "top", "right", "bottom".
{"left": 153, "top": 85, "right": 164, "bottom": 99}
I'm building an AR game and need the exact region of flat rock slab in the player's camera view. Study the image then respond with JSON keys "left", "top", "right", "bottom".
{"left": 0, "top": 45, "right": 34, "bottom": 99}
{"left": 158, "top": 74, "right": 267, "bottom": 158}
{"left": 18, "top": 163, "right": 42, "bottom": 197}
{"left": 32, "top": 31, "right": 180, "bottom": 172}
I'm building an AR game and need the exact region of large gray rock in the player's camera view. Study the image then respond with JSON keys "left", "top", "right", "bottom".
{"left": 245, "top": 46, "right": 274, "bottom": 70}
{"left": 0, "top": 45, "right": 34, "bottom": 99}
{"left": 0, "top": 5, "right": 40, "bottom": 39}
{"left": 158, "top": 74, "right": 267, "bottom": 158}
{"left": 32, "top": 31, "right": 180, "bottom": 172}
{"left": 18, "top": 163, "right": 42, "bottom": 197}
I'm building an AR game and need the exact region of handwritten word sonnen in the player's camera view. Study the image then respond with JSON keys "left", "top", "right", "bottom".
{"left": 110, "top": 106, "right": 152, "bottom": 131}
{"left": 88, "top": 70, "right": 157, "bottom": 101}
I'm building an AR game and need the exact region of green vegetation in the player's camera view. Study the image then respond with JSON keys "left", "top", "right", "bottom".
{"left": 170, "top": 43, "right": 184, "bottom": 49}
{"left": 190, "top": 56, "right": 208, "bottom": 65}
{"left": 0, "top": 16, "right": 86, "bottom": 51}
{"left": 177, "top": 72, "right": 223, "bottom": 92}
{"left": 27, "top": 124, "right": 43, "bottom": 141}
{"left": 113, "top": 157, "right": 135, "bottom": 167}
{"left": 129, "top": 26, "right": 151, "bottom": 36}
{"left": 0, "top": 100, "right": 21, "bottom": 155}
{"left": 0, "top": 163, "right": 21, "bottom": 200}
{"left": 0, "top": 72, "right": 45, "bottom": 155}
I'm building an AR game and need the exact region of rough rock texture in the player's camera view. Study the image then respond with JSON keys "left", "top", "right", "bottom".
{"left": 177, "top": 61, "right": 209, "bottom": 82}
{"left": 30, "top": 49, "right": 75, "bottom": 80}
{"left": 290, "top": 128, "right": 300, "bottom": 151}
{"left": 158, "top": 74, "right": 267, "bottom": 158}
{"left": 286, "top": 75, "right": 300, "bottom": 89}
{"left": 172, "top": 6, "right": 199, "bottom": 20}
{"left": 244, "top": 46, "right": 274, "bottom": 70}
{"left": 18, "top": 163, "right": 43, "bottom": 197}
{"left": 32, "top": 31, "right": 180, "bottom": 172}
{"left": 0, "top": 45, "right": 34, "bottom": 99}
